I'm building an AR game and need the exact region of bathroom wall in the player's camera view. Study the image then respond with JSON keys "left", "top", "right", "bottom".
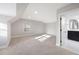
{"left": 57, "top": 3, "right": 79, "bottom": 54}
{"left": 11, "top": 19, "right": 46, "bottom": 38}
{"left": 57, "top": 4, "right": 79, "bottom": 46}
{"left": 62, "top": 13, "right": 79, "bottom": 54}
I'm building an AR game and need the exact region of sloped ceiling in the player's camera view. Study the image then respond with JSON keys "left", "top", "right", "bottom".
{"left": 16, "top": 3, "right": 29, "bottom": 16}
{"left": 0, "top": 3, "right": 28, "bottom": 23}
{"left": 0, "top": 3, "right": 16, "bottom": 17}
{"left": 0, "top": 3, "right": 69, "bottom": 23}
{"left": 0, "top": 15, "right": 13, "bottom": 22}
{"left": 22, "top": 3, "right": 69, "bottom": 23}
{"left": 9, "top": 3, "right": 29, "bottom": 23}
{"left": 0, "top": 3, "right": 16, "bottom": 23}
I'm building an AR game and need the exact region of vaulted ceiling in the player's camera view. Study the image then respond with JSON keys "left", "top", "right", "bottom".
{"left": 0, "top": 3, "right": 16, "bottom": 17}
{"left": 0, "top": 3, "right": 16, "bottom": 23}
{"left": 0, "top": 3, "right": 69, "bottom": 23}
{"left": 21, "top": 3, "right": 69, "bottom": 23}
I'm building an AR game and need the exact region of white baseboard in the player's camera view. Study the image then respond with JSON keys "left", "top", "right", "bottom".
{"left": 11, "top": 34, "right": 34, "bottom": 38}
{"left": 11, "top": 33, "right": 46, "bottom": 39}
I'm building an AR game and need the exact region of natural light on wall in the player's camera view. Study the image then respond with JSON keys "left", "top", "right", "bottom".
{"left": 0, "top": 23, "right": 7, "bottom": 37}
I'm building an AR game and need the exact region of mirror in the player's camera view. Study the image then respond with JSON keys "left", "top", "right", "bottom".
{"left": 69, "top": 19, "right": 79, "bottom": 29}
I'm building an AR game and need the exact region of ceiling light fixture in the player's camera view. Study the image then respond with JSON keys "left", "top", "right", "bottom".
{"left": 34, "top": 11, "right": 38, "bottom": 14}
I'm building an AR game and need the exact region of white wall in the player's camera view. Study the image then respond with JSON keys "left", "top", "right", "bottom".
{"left": 11, "top": 19, "right": 46, "bottom": 38}
{"left": 46, "top": 22, "right": 57, "bottom": 36}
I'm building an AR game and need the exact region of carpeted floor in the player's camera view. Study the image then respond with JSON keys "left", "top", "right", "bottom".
{"left": 0, "top": 34, "right": 75, "bottom": 55}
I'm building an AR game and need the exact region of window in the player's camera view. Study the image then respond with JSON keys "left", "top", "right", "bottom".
{"left": 0, "top": 23, "right": 7, "bottom": 37}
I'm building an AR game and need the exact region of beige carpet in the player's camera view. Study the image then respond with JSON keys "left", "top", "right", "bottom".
{"left": 0, "top": 35, "right": 75, "bottom": 55}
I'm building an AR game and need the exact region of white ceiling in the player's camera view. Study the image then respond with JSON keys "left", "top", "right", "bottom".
{"left": 22, "top": 3, "right": 69, "bottom": 23}
{"left": 0, "top": 3, "right": 69, "bottom": 23}
{"left": 0, "top": 15, "right": 14, "bottom": 23}
{"left": 16, "top": 3, "right": 29, "bottom": 16}
{"left": 0, "top": 3, "right": 16, "bottom": 17}
{"left": 0, "top": 3, "right": 16, "bottom": 23}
